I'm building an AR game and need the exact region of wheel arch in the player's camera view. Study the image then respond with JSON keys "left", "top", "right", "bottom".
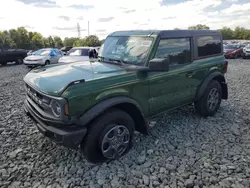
{"left": 195, "top": 71, "right": 228, "bottom": 101}
{"left": 76, "top": 96, "right": 149, "bottom": 134}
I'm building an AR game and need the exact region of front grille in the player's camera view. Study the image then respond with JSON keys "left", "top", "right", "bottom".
{"left": 25, "top": 84, "right": 51, "bottom": 111}
{"left": 26, "top": 59, "right": 39, "bottom": 61}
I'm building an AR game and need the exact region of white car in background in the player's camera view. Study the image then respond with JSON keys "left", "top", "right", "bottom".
{"left": 24, "top": 48, "right": 63, "bottom": 67}
{"left": 58, "top": 47, "right": 98, "bottom": 63}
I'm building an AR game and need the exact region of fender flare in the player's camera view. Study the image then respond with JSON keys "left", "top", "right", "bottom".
{"left": 195, "top": 71, "right": 226, "bottom": 100}
{"left": 76, "top": 96, "right": 148, "bottom": 133}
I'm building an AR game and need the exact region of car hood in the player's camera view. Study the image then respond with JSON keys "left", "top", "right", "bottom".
{"left": 59, "top": 56, "right": 89, "bottom": 63}
{"left": 224, "top": 49, "right": 234, "bottom": 53}
{"left": 25, "top": 55, "right": 45, "bottom": 60}
{"left": 23, "top": 61, "right": 126, "bottom": 96}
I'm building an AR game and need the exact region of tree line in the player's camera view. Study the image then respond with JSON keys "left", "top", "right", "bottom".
{"left": 1, "top": 25, "right": 250, "bottom": 50}
{"left": 177, "top": 24, "right": 250, "bottom": 40}
{"left": 0, "top": 27, "right": 104, "bottom": 50}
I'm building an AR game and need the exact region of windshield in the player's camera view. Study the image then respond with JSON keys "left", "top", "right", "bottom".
{"left": 67, "top": 48, "right": 89, "bottom": 56}
{"left": 98, "top": 36, "right": 153, "bottom": 65}
{"left": 224, "top": 45, "right": 237, "bottom": 50}
{"left": 33, "top": 49, "right": 51, "bottom": 56}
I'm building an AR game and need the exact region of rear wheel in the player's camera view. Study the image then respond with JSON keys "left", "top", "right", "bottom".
{"left": 45, "top": 60, "right": 50, "bottom": 65}
{"left": 194, "top": 80, "right": 222, "bottom": 117}
{"left": 1, "top": 62, "right": 7, "bottom": 66}
{"left": 81, "top": 108, "right": 135, "bottom": 163}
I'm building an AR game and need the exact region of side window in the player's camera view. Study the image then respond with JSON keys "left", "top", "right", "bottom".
{"left": 197, "top": 36, "right": 221, "bottom": 57}
{"left": 154, "top": 38, "right": 191, "bottom": 66}
{"left": 55, "top": 49, "right": 61, "bottom": 56}
{"left": 81, "top": 49, "right": 89, "bottom": 56}
{"left": 59, "top": 50, "right": 63, "bottom": 56}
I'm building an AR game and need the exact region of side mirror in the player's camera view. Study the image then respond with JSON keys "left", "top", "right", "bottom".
{"left": 88, "top": 49, "right": 94, "bottom": 58}
{"left": 50, "top": 52, "right": 56, "bottom": 57}
{"left": 148, "top": 58, "right": 169, "bottom": 72}
{"left": 88, "top": 49, "right": 98, "bottom": 58}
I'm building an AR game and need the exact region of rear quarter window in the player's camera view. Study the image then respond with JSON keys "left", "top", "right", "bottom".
{"left": 197, "top": 35, "right": 222, "bottom": 57}
{"left": 81, "top": 49, "right": 90, "bottom": 56}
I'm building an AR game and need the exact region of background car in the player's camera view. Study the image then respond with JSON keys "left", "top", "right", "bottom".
{"left": 243, "top": 45, "right": 250, "bottom": 59}
{"left": 224, "top": 44, "right": 243, "bottom": 59}
{"left": 60, "top": 46, "right": 72, "bottom": 55}
{"left": 24, "top": 48, "right": 63, "bottom": 67}
{"left": 242, "top": 42, "right": 250, "bottom": 46}
{"left": 0, "top": 46, "right": 27, "bottom": 65}
{"left": 58, "top": 47, "right": 97, "bottom": 63}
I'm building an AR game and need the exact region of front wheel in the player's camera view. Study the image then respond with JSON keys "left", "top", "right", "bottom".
{"left": 45, "top": 60, "right": 50, "bottom": 65}
{"left": 81, "top": 108, "right": 135, "bottom": 163}
{"left": 194, "top": 80, "right": 222, "bottom": 117}
{"left": 15, "top": 57, "right": 23, "bottom": 64}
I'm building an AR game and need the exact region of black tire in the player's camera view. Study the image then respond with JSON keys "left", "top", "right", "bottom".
{"left": 81, "top": 108, "right": 135, "bottom": 163}
{"left": 15, "top": 57, "right": 23, "bottom": 64}
{"left": 194, "top": 80, "right": 222, "bottom": 117}
{"left": 45, "top": 60, "right": 50, "bottom": 65}
{"left": 1, "top": 62, "right": 7, "bottom": 66}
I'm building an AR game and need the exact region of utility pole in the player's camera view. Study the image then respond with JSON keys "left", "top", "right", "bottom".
{"left": 77, "top": 23, "right": 81, "bottom": 38}
{"left": 88, "top": 21, "right": 90, "bottom": 36}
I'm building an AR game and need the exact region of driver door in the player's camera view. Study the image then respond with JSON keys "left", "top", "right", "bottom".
{"left": 148, "top": 37, "right": 195, "bottom": 116}
{"left": 49, "top": 49, "right": 58, "bottom": 64}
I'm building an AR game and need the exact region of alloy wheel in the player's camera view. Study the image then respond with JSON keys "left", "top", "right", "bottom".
{"left": 207, "top": 88, "right": 219, "bottom": 111}
{"left": 100, "top": 125, "right": 130, "bottom": 159}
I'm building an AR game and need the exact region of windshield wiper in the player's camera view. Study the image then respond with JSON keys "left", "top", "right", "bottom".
{"left": 97, "top": 56, "right": 127, "bottom": 67}
{"left": 107, "top": 58, "right": 127, "bottom": 67}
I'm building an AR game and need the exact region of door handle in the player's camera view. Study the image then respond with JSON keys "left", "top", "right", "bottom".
{"left": 186, "top": 71, "right": 193, "bottom": 78}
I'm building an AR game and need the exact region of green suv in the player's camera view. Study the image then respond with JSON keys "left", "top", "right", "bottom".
{"left": 24, "top": 30, "right": 228, "bottom": 163}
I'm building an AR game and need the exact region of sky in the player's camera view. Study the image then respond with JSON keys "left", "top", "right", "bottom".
{"left": 0, "top": 0, "right": 249, "bottom": 39}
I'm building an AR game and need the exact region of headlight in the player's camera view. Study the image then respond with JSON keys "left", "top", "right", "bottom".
{"left": 50, "top": 100, "right": 62, "bottom": 118}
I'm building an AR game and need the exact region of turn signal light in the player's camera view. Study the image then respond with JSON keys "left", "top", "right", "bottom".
{"left": 64, "top": 103, "right": 69, "bottom": 115}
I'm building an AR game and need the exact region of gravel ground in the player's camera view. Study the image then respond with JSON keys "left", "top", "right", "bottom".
{"left": 1, "top": 59, "right": 250, "bottom": 188}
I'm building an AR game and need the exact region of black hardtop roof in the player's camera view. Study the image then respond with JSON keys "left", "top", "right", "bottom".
{"left": 109, "top": 30, "right": 222, "bottom": 38}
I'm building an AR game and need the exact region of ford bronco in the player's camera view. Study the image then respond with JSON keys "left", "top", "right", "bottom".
{"left": 23, "top": 30, "right": 228, "bottom": 163}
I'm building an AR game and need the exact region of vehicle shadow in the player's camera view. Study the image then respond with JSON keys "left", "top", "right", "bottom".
{"left": 31, "top": 102, "right": 235, "bottom": 174}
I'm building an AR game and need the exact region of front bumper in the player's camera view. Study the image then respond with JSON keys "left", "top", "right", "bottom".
{"left": 24, "top": 60, "right": 45, "bottom": 66}
{"left": 224, "top": 53, "right": 236, "bottom": 58}
{"left": 24, "top": 99, "right": 87, "bottom": 149}
{"left": 243, "top": 52, "right": 250, "bottom": 57}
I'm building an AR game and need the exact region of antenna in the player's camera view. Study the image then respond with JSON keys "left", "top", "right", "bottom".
{"left": 77, "top": 23, "right": 81, "bottom": 38}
